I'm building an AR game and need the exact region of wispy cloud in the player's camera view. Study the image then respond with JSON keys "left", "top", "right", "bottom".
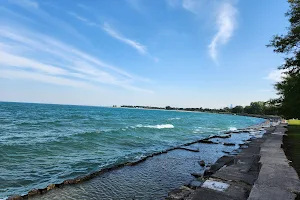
{"left": 166, "top": 0, "right": 237, "bottom": 63}
{"left": 0, "top": 69, "right": 97, "bottom": 90}
{"left": 2, "top": 1, "right": 154, "bottom": 92}
{"left": 0, "top": 26, "right": 152, "bottom": 93}
{"left": 181, "top": 0, "right": 204, "bottom": 15}
{"left": 0, "top": 51, "right": 67, "bottom": 75}
{"left": 0, "top": 6, "right": 34, "bottom": 23}
{"left": 67, "top": 11, "right": 97, "bottom": 27}
{"left": 208, "top": 2, "right": 237, "bottom": 62}
{"left": 265, "top": 69, "right": 287, "bottom": 82}
{"left": 166, "top": 0, "right": 210, "bottom": 15}
{"left": 66, "top": 11, "right": 157, "bottom": 61}
{"left": 77, "top": 3, "right": 92, "bottom": 11}
{"left": 8, "top": 0, "right": 89, "bottom": 43}
{"left": 102, "top": 22, "right": 147, "bottom": 55}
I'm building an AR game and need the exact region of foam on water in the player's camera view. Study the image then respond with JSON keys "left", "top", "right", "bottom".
{"left": 168, "top": 117, "right": 181, "bottom": 120}
{"left": 228, "top": 127, "right": 238, "bottom": 131}
{"left": 143, "top": 124, "right": 174, "bottom": 129}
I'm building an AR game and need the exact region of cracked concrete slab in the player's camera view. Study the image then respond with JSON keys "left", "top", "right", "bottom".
{"left": 167, "top": 124, "right": 300, "bottom": 200}
{"left": 248, "top": 124, "right": 300, "bottom": 200}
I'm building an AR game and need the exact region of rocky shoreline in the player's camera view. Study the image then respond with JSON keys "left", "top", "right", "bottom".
{"left": 166, "top": 126, "right": 274, "bottom": 200}
{"left": 166, "top": 122, "right": 300, "bottom": 200}
{"left": 7, "top": 121, "right": 271, "bottom": 200}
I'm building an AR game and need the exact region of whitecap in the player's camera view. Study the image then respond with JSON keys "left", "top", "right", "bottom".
{"left": 168, "top": 117, "right": 181, "bottom": 120}
{"left": 132, "top": 124, "right": 174, "bottom": 129}
{"left": 144, "top": 124, "right": 174, "bottom": 129}
{"left": 228, "top": 127, "right": 237, "bottom": 131}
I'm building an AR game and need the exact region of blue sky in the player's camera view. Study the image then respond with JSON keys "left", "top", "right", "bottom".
{"left": 0, "top": 0, "right": 289, "bottom": 108}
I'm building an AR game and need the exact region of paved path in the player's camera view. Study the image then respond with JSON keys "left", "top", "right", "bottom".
{"left": 248, "top": 124, "right": 300, "bottom": 200}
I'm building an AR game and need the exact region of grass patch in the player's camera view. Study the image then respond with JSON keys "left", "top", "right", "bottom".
{"left": 283, "top": 125, "right": 300, "bottom": 178}
{"left": 288, "top": 119, "right": 300, "bottom": 125}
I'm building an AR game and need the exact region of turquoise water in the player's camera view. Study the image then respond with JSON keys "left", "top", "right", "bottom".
{"left": 0, "top": 102, "right": 264, "bottom": 198}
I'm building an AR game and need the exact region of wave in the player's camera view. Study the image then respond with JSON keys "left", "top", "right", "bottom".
{"left": 73, "top": 124, "right": 175, "bottom": 138}
{"left": 193, "top": 127, "right": 223, "bottom": 133}
{"left": 228, "top": 127, "right": 237, "bottom": 131}
{"left": 168, "top": 117, "right": 181, "bottom": 120}
{"left": 134, "top": 124, "right": 174, "bottom": 129}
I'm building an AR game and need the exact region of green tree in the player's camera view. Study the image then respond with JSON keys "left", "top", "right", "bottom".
{"left": 264, "top": 100, "right": 279, "bottom": 115}
{"left": 268, "top": 0, "right": 300, "bottom": 74}
{"left": 250, "top": 102, "right": 265, "bottom": 114}
{"left": 244, "top": 106, "right": 252, "bottom": 114}
{"left": 268, "top": 0, "right": 300, "bottom": 119}
{"left": 232, "top": 106, "right": 244, "bottom": 113}
{"left": 275, "top": 73, "right": 300, "bottom": 118}
{"left": 222, "top": 107, "right": 231, "bottom": 112}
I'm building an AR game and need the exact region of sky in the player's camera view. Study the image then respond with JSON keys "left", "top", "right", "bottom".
{"left": 0, "top": 0, "right": 290, "bottom": 108}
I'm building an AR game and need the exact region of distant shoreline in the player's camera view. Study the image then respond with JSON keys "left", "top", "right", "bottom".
{"left": 117, "top": 105, "right": 280, "bottom": 120}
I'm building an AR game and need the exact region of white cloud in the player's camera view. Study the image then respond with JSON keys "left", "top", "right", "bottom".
{"left": 182, "top": 0, "right": 203, "bottom": 14}
{"left": 0, "top": 51, "right": 68, "bottom": 75}
{"left": 0, "top": 69, "right": 97, "bottom": 90}
{"left": 8, "top": 0, "right": 88, "bottom": 43}
{"left": 102, "top": 22, "right": 147, "bottom": 55}
{"left": 67, "top": 12, "right": 98, "bottom": 27}
{"left": 0, "top": 26, "right": 152, "bottom": 93}
{"left": 66, "top": 14, "right": 156, "bottom": 60}
{"left": 166, "top": 0, "right": 209, "bottom": 15}
{"left": 166, "top": 0, "right": 238, "bottom": 63}
{"left": 265, "top": 69, "right": 287, "bottom": 82}
{"left": 208, "top": 2, "right": 237, "bottom": 62}
{"left": 77, "top": 4, "right": 91, "bottom": 11}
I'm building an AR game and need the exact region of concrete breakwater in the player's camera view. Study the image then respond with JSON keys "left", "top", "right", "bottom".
{"left": 7, "top": 122, "right": 270, "bottom": 200}
{"left": 166, "top": 123, "right": 300, "bottom": 200}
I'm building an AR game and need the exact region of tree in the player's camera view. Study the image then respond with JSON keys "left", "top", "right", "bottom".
{"left": 232, "top": 106, "right": 244, "bottom": 113}
{"left": 268, "top": 0, "right": 300, "bottom": 74}
{"left": 249, "top": 102, "right": 265, "bottom": 114}
{"left": 244, "top": 106, "right": 252, "bottom": 114}
{"left": 268, "top": 0, "right": 300, "bottom": 119}
{"left": 264, "top": 100, "right": 279, "bottom": 115}
{"left": 165, "top": 106, "right": 172, "bottom": 110}
{"left": 275, "top": 73, "right": 300, "bottom": 118}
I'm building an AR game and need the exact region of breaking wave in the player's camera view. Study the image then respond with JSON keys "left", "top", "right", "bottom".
{"left": 228, "top": 127, "right": 237, "bottom": 131}
{"left": 134, "top": 124, "right": 174, "bottom": 129}
{"left": 168, "top": 117, "right": 181, "bottom": 120}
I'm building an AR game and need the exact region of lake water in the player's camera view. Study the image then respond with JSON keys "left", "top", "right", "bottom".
{"left": 0, "top": 102, "right": 265, "bottom": 199}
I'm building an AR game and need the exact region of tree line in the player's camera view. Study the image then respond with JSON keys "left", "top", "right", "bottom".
{"left": 121, "top": 101, "right": 278, "bottom": 116}
{"left": 224, "top": 101, "right": 278, "bottom": 115}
